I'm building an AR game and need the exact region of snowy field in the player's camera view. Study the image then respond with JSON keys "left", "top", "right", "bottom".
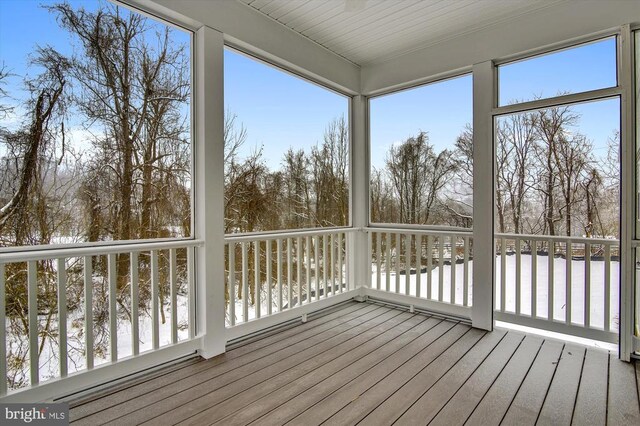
{"left": 226, "top": 253, "right": 620, "bottom": 333}
{"left": 9, "top": 253, "right": 621, "bottom": 389}
{"left": 227, "top": 278, "right": 347, "bottom": 325}
{"left": 372, "top": 253, "right": 619, "bottom": 331}
{"left": 9, "top": 294, "right": 191, "bottom": 387}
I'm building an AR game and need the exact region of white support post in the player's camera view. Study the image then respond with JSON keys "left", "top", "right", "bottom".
{"left": 350, "top": 95, "right": 369, "bottom": 297}
{"left": 472, "top": 61, "right": 495, "bottom": 330}
{"left": 619, "top": 24, "right": 635, "bottom": 361}
{"left": 195, "top": 26, "right": 226, "bottom": 358}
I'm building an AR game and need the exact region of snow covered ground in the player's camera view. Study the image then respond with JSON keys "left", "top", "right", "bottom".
{"left": 226, "top": 253, "right": 620, "bottom": 333}
{"left": 8, "top": 294, "right": 191, "bottom": 388}
{"left": 226, "top": 278, "right": 346, "bottom": 325}
{"left": 8, "top": 253, "right": 620, "bottom": 390}
{"left": 372, "top": 253, "right": 619, "bottom": 331}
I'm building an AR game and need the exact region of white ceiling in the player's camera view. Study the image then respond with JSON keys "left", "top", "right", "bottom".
{"left": 237, "top": 0, "right": 566, "bottom": 66}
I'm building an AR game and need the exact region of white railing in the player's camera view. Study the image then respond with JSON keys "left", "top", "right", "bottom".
{"left": 367, "top": 227, "right": 473, "bottom": 318}
{"left": 494, "top": 233, "right": 619, "bottom": 343}
{"left": 1, "top": 227, "right": 619, "bottom": 397}
{"left": 224, "top": 228, "right": 353, "bottom": 327}
{"left": 0, "top": 239, "right": 201, "bottom": 397}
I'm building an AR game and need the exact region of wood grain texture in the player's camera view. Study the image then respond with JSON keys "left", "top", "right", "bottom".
{"left": 177, "top": 315, "right": 438, "bottom": 426}
{"left": 250, "top": 316, "right": 445, "bottom": 425}
{"left": 395, "top": 329, "right": 508, "bottom": 425}
{"left": 71, "top": 302, "right": 383, "bottom": 423}
{"left": 357, "top": 327, "right": 485, "bottom": 425}
{"left": 210, "top": 313, "right": 426, "bottom": 425}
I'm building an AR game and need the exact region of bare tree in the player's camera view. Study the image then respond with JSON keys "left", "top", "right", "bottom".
{"left": 552, "top": 132, "right": 591, "bottom": 236}
{"left": 370, "top": 167, "right": 396, "bottom": 223}
{"left": 224, "top": 110, "right": 248, "bottom": 164}
{"left": 0, "top": 48, "right": 73, "bottom": 389}
{"left": 0, "top": 48, "right": 69, "bottom": 237}
{"left": 582, "top": 167, "right": 602, "bottom": 237}
{"left": 0, "top": 64, "right": 13, "bottom": 119}
{"left": 534, "top": 106, "right": 578, "bottom": 235}
{"left": 447, "top": 124, "right": 473, "bottom": 227}
{"left": 282, "top": 148, "right": 310, "bottom": 228}
{"left": 386, "top": 132, "right": 455, "bottom": 225}
{"left": 49, "top": 3, "right": 191, "bottom": 322}
{"left": 496, "top": 112, "right": 537, "bottom": 234}
{"left": 386, "top": 133, "right": 428, "bottom": 224}
{"left": 310, "top": 116, "right": 349, "bottom": 227}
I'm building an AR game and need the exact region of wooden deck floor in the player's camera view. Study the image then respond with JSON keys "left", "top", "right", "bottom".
{"left": 68, "top": 301, "right": 640, "bottom": 425}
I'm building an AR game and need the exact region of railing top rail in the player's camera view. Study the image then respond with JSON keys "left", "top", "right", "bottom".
{"left": 495, "top": 232, "right": 619, "bottom": 245}
{"left": 0, "top": 239, "right": 204, "bottom": 263}
{"left": 224, "top": 227, "right": 356, "bottom": 243}
{"left": 366, "top": 226, "right": 472, "bottom": 237}
{"left": 368, "top": 223, "right": 472, "bottom": 233}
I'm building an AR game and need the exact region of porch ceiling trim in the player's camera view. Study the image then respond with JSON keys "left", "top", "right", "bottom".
{"left": 123, "top": 0, "right": 361, "bottom": 95}
{"left": 362, "top": 0, "right": 640, "bottom": 95}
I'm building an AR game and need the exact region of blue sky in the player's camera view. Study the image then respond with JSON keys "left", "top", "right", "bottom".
{"left": 370, "top": 74, "right": 473, "bottom": 170}
{"left": 0, "top": 1, "right": 621, "bottom": 171}
{"left": 1, "top": 0, "right": 109, "bottom": 97}
{"left": 0, "top": 0, "right": 191, "bottom": 147}
{"left": 498, "top": 37, "right": 617, "bottom": 106}
{"left": 370, "top": 37, "right": 619, "bottom": 169}
{"left": 224, "top": 48, "right": 348, "bottom": 169}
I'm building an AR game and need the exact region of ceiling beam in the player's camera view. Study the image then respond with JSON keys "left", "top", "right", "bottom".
{"left": 124, "top": 0, "right": 361, "bottom": 95}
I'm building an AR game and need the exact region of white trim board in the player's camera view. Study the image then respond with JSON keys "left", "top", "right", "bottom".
{"left": 0, "top": 339, "right": 201, "bottom": 403}
{"left": 125, "top": 0, "right": 360, "bottom": 95}
{"left": 362, "top": 1, "right": 640, "bottom": 95}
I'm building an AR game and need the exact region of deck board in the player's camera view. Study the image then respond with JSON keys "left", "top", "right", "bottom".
{"left": 394, "top": 329, "right": 507, "bottom": 425}
{"left": 67, "top": 302, "right": 640, "bottom": 426}
{"left": 460, "top": 334, "right": 544, "bottom": 425}
{"left": 168, "top": 311, "right": 429, "bottom": 425}
{"left": 537, "top": 344, "right": 585, "bottom": 426}
{"left": 322, "top": 321, "right": 467, "bottom": 426}
{"left": 428, "top": 331, "right": 525, "bottom": 426}
{"left": 572, "top": 348, "right": 609, "bottom": 425}
{"left": 210, "top": 312, "right": 426, "bottom": 425}
{"left": 357, "top": 327, "right": 485, "bottom": 425}
{"left": 501, "top": 339, "right": 564, "bottom": 425}
{"left": 608, "top": 353, "right": 640, "bottom": 425}
{"left": 250, "top": 317, "right": 445, "bottom": 426}
{"left": 285, "top": 319, "right": 455, "bottom": 425}
{"left": 70, "top": 301, "right": 374, "bottom": 421}
{"left": 93, "top": 306, "right": 402, "bottom": 425}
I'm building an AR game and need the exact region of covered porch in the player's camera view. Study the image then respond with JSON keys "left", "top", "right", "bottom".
{"left": 1, "top": 1, "right": 640, "bottom": 424}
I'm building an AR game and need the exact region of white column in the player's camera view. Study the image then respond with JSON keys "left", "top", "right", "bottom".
{"left": 619, "top": 24, "right": 635, "bottom": 361}
{"left": 195, "top": 26, "right": 226, "bottom": 358}
{"left": 349, "top": 95, "right": 369, "bottom": 296}
{"left": 472, "top": 61, "right": 495, "bottom": 330}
